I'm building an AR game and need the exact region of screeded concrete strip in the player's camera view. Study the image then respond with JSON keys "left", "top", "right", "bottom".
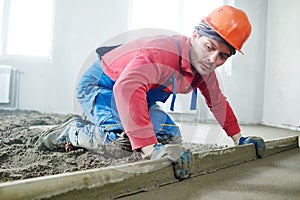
{"left": 0, "top": 136, "right": 298, "bottom": 200}
{"left": 264, "top": 136, "right": 299, "bottom": 156}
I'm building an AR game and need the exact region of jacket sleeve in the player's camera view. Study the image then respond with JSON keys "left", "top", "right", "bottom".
{"left": 113, "top": 52, "right": 171, "bottom": 150}
{"left": 198, "top": 72, "right": 241, "bottom": 137}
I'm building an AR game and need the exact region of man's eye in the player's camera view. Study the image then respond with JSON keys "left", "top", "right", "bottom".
{"left": 205, "top": 44, "right": 212, "bottom": 50}
{"left": 220, "top": 53, "right": 229, "bottom": 60}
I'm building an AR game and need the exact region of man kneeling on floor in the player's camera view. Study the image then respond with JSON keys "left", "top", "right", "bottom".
{"left": 37, "top": 5, "right": 266, "bottom": 180}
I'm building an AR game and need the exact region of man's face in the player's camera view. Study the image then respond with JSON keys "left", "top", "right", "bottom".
{"left": 189, "top": 31, "right": 231, "bottom": 75}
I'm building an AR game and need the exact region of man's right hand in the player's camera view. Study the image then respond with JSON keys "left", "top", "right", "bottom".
{"left": 149, "top": 143, "right": 193, "bottom": 180}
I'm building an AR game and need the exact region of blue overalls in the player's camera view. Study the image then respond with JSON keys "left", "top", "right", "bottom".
{"left": 75, "top": 59, "right": 182, "bottom": 146}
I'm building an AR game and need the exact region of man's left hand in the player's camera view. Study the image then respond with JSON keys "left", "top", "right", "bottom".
{"left": 238, "top": 136, "right": 266, "bottom": 158}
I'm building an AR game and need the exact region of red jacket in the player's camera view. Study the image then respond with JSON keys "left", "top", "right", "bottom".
{"left": 101, "top": 35, "right": 240, "bottom": 150}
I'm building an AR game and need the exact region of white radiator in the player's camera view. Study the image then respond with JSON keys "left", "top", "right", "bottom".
{"left": 0, "top": 65, "right": 12, "bottom": 103}
{"left": 0, "top": 65, "right": 20, "bottom": 109}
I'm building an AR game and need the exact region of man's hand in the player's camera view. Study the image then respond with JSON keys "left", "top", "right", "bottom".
{"left": 238, "top": 136, "right": 266, "bottom": 158}
{"left": 150, "top": 143, "right": 193, "bottom": 180}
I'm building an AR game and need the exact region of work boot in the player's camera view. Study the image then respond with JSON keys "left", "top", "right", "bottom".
{"left": 67, "top": 122, "right": 103, "bottom": 151}
{"left": 36, "top": 115, "right": 83, "bottom": 151}
{"left": 111, "top": 132, "right": 132, "bottom": 152}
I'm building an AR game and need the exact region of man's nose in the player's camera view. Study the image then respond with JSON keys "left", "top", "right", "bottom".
{"left": 207, "top": 52, "right": 218, "bottom": 64}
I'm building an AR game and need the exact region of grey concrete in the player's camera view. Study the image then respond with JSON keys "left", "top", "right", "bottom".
{"left": 119, "top": 147, "right": 300, "bottom": 200}
{"left": 117, "top": 125, "right": 300, "bottom": 200}
{"left": 0, "top": 142, "right": 257, "bottom": 200}
{"left": 0, "top": 124, "right": 298, "bottom": 200}
{"left": 0, "top": 135, "right": 297, "bottom": 200}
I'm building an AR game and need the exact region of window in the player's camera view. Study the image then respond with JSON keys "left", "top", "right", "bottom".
{"left": 129, "top": 0, "right": 180, "bottom": 31}
{"left": 129, "top": 0, "right": 232, "bottom": 35}
{"left": 0, "top": 0, "right": 55, "bottom": 61}
{"left": 129, "top": 0, "right": 233, "bottom": 76}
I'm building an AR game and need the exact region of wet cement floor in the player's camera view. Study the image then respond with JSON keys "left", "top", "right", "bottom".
{"left": 118, "top": 124, "right": 300, "bottom": 200}
{"left": 119, "top": 147, "right": 300, "bottom": 200}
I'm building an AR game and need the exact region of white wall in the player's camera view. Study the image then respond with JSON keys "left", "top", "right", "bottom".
{"left": 263, "top": 0, "right": 300, "bottom": 130}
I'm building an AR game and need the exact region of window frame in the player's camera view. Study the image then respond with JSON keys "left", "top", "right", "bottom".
{"left": 0, "top": 0, "right": 55, "bottom": 62}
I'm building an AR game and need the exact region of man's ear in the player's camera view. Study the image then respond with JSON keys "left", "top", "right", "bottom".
{"left": 191, "top": 30, "right": 200, "bottom": 44}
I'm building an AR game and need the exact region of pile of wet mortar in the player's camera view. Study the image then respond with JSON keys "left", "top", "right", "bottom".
{"left": 0, "top": 109, "right": 225, "bottom": 183}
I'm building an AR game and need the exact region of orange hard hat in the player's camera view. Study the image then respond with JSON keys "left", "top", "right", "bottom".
{"left": 203, "top": 5, "right": 252, "bottom": 54}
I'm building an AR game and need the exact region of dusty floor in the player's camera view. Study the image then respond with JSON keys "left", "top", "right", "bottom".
{"left": 0, "top": 109, "right": 225, "bottom": 183}
{"left": 119, "top": 147, "right": 300, "bottom": 200}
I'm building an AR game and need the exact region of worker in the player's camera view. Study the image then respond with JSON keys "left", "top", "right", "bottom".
{"left": 37, "top": 5, "right": 266, "bottom": 178}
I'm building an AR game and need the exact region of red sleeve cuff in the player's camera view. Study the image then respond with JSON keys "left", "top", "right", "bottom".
{"left": 224, "top": 123, "right": 241, "bottom": 137}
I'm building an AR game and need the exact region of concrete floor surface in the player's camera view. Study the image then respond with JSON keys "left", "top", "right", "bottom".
{"left": 118, "top": 124, "right": 300, "bottom": 200}
{"left": 119, "top": 147, "right": 300, "bottom": 200}
{"left": 180, "top": 123, "right": 300, "bottom": 146}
